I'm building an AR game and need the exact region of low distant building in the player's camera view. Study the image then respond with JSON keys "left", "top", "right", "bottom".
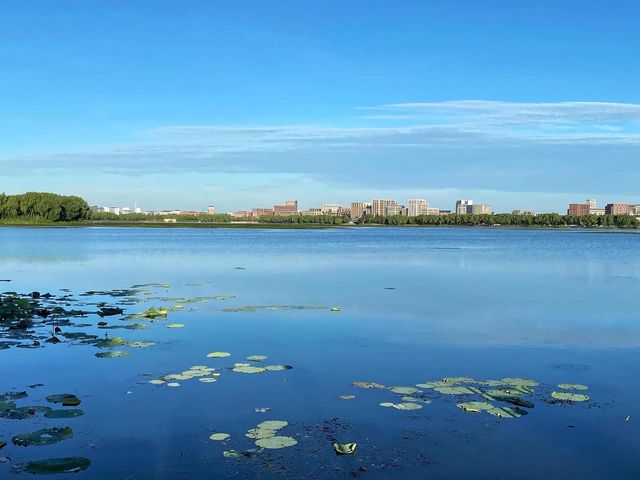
{"left": 320, "top": 204, "right": 343, "bottom": 215}
{"left": 426, "top": 207, "right": 440, "bottom": 215}
{"left": 300, "top": 208, "right": 322, "bottom": 216}
{"left": 471, "top": 204, "right": 492, "bottom": 215}
{"left": 251, "top": 208, "right": 274, "bottom": 218}
{"left": 605, "top": 203, "right": 631, "bottom": 215}
{"left": 163, "top": 218, "right": 177, "bottom": 223}
{"left": 567, "top": 203, "right": 590, "bottom": 216}
{"left": 385, "top": 204, "right": 407, "bottom": 216}
{"left": 232, "top": 210, "right": 251, "bottom": 218}
{"left": 274, "top": 200, "right": 298, "bottom": 216}
{"left": 207, "top": 206, "right": 215, "bottom": 215}
{"left": 512, "top": 209, "right": 534, "bottom": 215}
{"left": 590, "top": 208, "right": 605, "bottom": 216}
{"left": 455, "top": 200, "right": 473, "bottom": 215}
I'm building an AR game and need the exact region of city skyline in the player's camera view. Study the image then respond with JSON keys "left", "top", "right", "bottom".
{"left": 2, "top": 1, "right": 640, "bottom": 211}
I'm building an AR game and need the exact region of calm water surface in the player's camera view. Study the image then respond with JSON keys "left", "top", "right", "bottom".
{"left": 1, "top": 226, "right": 639, "bottom": 479}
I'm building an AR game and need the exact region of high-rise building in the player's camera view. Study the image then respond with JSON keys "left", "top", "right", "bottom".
{"left": 471, "top": 204, "right": 492, "bottom": 215}
{"left": 207, "top": 206, "right": 215, "bottom": 215}
{"left": 408, "top": 199, "right": 429, "bottom": 216}
{"left": 605, "top": 203, "right": 631, "bottom": 215}
{"left": 371, "top": 199, "right": 396, "bottom": 216}
{"left": 455, "top": 200, "right": 473, "bottom": 215}
{"left": 350, "top": 202, "right": 365, "bottom": 220}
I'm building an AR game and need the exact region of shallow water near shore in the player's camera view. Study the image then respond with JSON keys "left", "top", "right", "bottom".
{"left": 1, "top": 226, "right": 639, "bottom": 479}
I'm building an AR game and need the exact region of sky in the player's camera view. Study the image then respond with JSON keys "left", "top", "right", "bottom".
{"left": 1, "top": 0, "right": 639, "bottom": 212}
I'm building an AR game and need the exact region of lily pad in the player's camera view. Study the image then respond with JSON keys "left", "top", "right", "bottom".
{"left": 25, "top": 457, "right": 90, "bottom": 474}
{"left": 233, "top": 365, "right": 266, "bottom": 374}
{"left": 166, "top": 323, "right": 184, "bottom": 329}
{"left": 209, "top": 433, "right": 230, "bottom": 441}
{"left": 166, "top": 382, "right": 181, "bottom": 387}
{"left": 13, "top": 427, "right": 73, "bottom": 446}
{"left": 433, "top": 386, "right": 478, "bottom": 395}
{"left": 199, "top": 378, "right": 218, "bottom": 383}
{"left": 46, "top": 394, "right": 80, "bottom": 407}
{"left": 352, "top": 381, "right": 385, "bottom": 389}
{"left": 246, "top": 428, "right": 277, "bottom": 439}
{"left": 149, "top": 379, "right": 165, "bottom": 385}
{"left": 223, "top": 450, "right": 242, "bottom": 459}
{"left": 255, "top": 436, "right": 297, "bottom": 449}
{"left": 557, "top": 383, "right": 588, "bottom": 391}
{"left": 457, "top": 401, "right": 494, "bottom": 413}
{"left": 257, "top": 420, "right": 288, "bottom": 430}
{"left": 390, "top": 386, "right": 420, "bottom": 395}
{"left": 127, "top": 341, "right": 156, "bottom": 348}
{"left": 333, "top": 442, "right": 357, "bottom": 455}
{"left": 44, "top": 409, "right": 84, "bottom": 419}
{"left": 207, "top": 352, "right": 231, "bottom": 358}
{"left": 95, "top": 350, "right": 130, "bottom": 358}
{"left": 338, "top": 394, "right": 356, "bottom": 400}
{"left": 486, "top": 406, "right": 527, "bottom": 418}
{"left": 551, "top": 391, "right": 590, "bottom": 402}
{"left": 501, "top": 377, "right": 539, "bottom": 388}
{"left": 246, "top": 355, "right": 268, "bottom": 362}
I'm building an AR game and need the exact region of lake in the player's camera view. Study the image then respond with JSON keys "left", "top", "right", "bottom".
{"left": 1, "top": 226, "right": 639, "bottom": 479}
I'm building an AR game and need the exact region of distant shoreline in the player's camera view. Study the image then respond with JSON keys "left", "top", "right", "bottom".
{"left": 1, "top": 221, "right": 639, "bottom": 232}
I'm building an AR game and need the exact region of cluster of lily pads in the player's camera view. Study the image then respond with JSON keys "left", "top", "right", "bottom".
{"left": 0, "top": 390, "right": 90, "bottom": 475}
{"left": 352, "top": 376, "right": 590, "bottom": 420}
{"left": 148, "top": 352, "right": 293, "bottom": 387}
{"left": 210, "top": 420, "right": 298, "bottom": 459}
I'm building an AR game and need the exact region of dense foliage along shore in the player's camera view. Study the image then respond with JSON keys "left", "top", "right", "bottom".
{"left": 1, "top": 192, "right": 638, "bottom": 228}
{"left": 360, "top": 213, "right": 640, "bottom": 228}
{"left": 0, "top": 192, "right": 91, "bottom": 222}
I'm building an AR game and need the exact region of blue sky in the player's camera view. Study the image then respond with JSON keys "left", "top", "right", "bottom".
{"left": 1, "top": 0, "right": 639, "bottom": 212}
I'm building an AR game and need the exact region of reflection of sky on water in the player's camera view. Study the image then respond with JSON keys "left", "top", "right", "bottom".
{"left": 1, "top": 227, "right": 639, "bottom": 349}
{"left": 1, "top": 226, "right": 640, "bottom": 479}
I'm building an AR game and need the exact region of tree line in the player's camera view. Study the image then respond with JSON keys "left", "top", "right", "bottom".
{"left": 358, "top": 213, "right": 639, "bottom": 228}
{"left": 0, "top": 192, "right": 92, "bottom": 222}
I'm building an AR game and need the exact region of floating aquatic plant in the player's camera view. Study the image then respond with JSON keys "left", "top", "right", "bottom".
{"left": 46, "top": 394, "right": 80, "bottom": 407}
{"left": 352, "top": 381, "right": 385, "bottom": 389}
{"left": 557, "top": 383, "right": 588, "bottom": 391}
{"left": 95, "top": 350, "right": 130, "bottom": 358}
{"left": 210, "top": 433, "right": 230, "bottom": 441}
{"left": 207, "top": 352, "right": 231, "bottom": 358}
{"left": 333, "top": 443, "right": 357, "bottom": 455}
{"left": 551, "top": 391, "right": 590, "bottom": 402}
{"left": 24, "top": 457, "right": 90, "bottom": 474}
{"left": 13, "top": 426, "right": 73, "bottom": 446}
{"left": 255, "top": 436, "right": 297, "bottom": 449}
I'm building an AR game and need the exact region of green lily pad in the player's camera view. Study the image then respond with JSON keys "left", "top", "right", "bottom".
{"left": 13, "top": 426, "right": 73, "bottom": 446}
{"left": 95, "top": 350, "right": 130, "bottom": 358}
{"left": 94, "top": 336, "right": 125, "bottom": 348}
{"left": 46, "top": 394, "right": 81, "bottom": 407}
{"left": 557, "top": 383, "right": 588, "bottom": 391}
{"left": 246, "top": 355, "right": 268, "bottom": 362}
{"left": 333, "top": 442, "right": 357, "bottom": 455}
{"left": 44, "top": 409, "right": 84, "bottom": 419}
{"left": 486, "top": 406, "right": 527, "bottom": 418}
{"left": 207, "top": 352, "right": 231, "bottom": 358}
{"left": 330, "top": 307, "right": 341, "bottom": 312}
{"left": 551, "top": 391, "right": 590, "bottom": 402}
{"left": 338, "top": 394, "right": 356, "bottom": 400}
{"left": 166, "top": 382, "right": 180, "bottom": 387}
{"left": 209, "top": 433, "right": 230, "bottom": 441}
{"left": 352, "top": 381, "right": 385, "bottom": 389}
{"left": 25, "top": 457, "right": 90, "bottom": 474}
{"left": 390, "top": 386, "right": 420, "bottom": 395}
{"left": 255, "top": 436, "right": 297, "bottom": 449}
{"left": 149, "top": 379, "right": 165, "bottom": 385}
{"left": 433, "top": 386, "right": 479, "bottom": 395}
{"left": 166, "top": 323, "right": 184, "bottom": 329}
{"left": 501, "top": 377, "right": 539, "bottom": 388}
{"left": 257, "top": 420, "right": 288, "bottom": 430}
{"left": 379, "top": 402, "right": 422, "bottom": 410}
{"left": 199, "top": 378, "right": 218, "bottom": 383}
{"left": 0, "top": 406, "right": 51, "bottom": 420}
{"left": 457, "top": 401, "right": 494, "bottom": 413}
{"left": 233, "top": 365, "right": 266, "bottom": 374}
{"left": 140, "top": 307, "right": 168, "bottom": 318}
{"left": 246, "top": 428, "right": 277, "bottom": 439}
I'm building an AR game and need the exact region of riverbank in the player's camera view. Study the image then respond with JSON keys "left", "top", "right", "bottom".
{"left": 1, "top": 220, "right": 639, "bottom": 231}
